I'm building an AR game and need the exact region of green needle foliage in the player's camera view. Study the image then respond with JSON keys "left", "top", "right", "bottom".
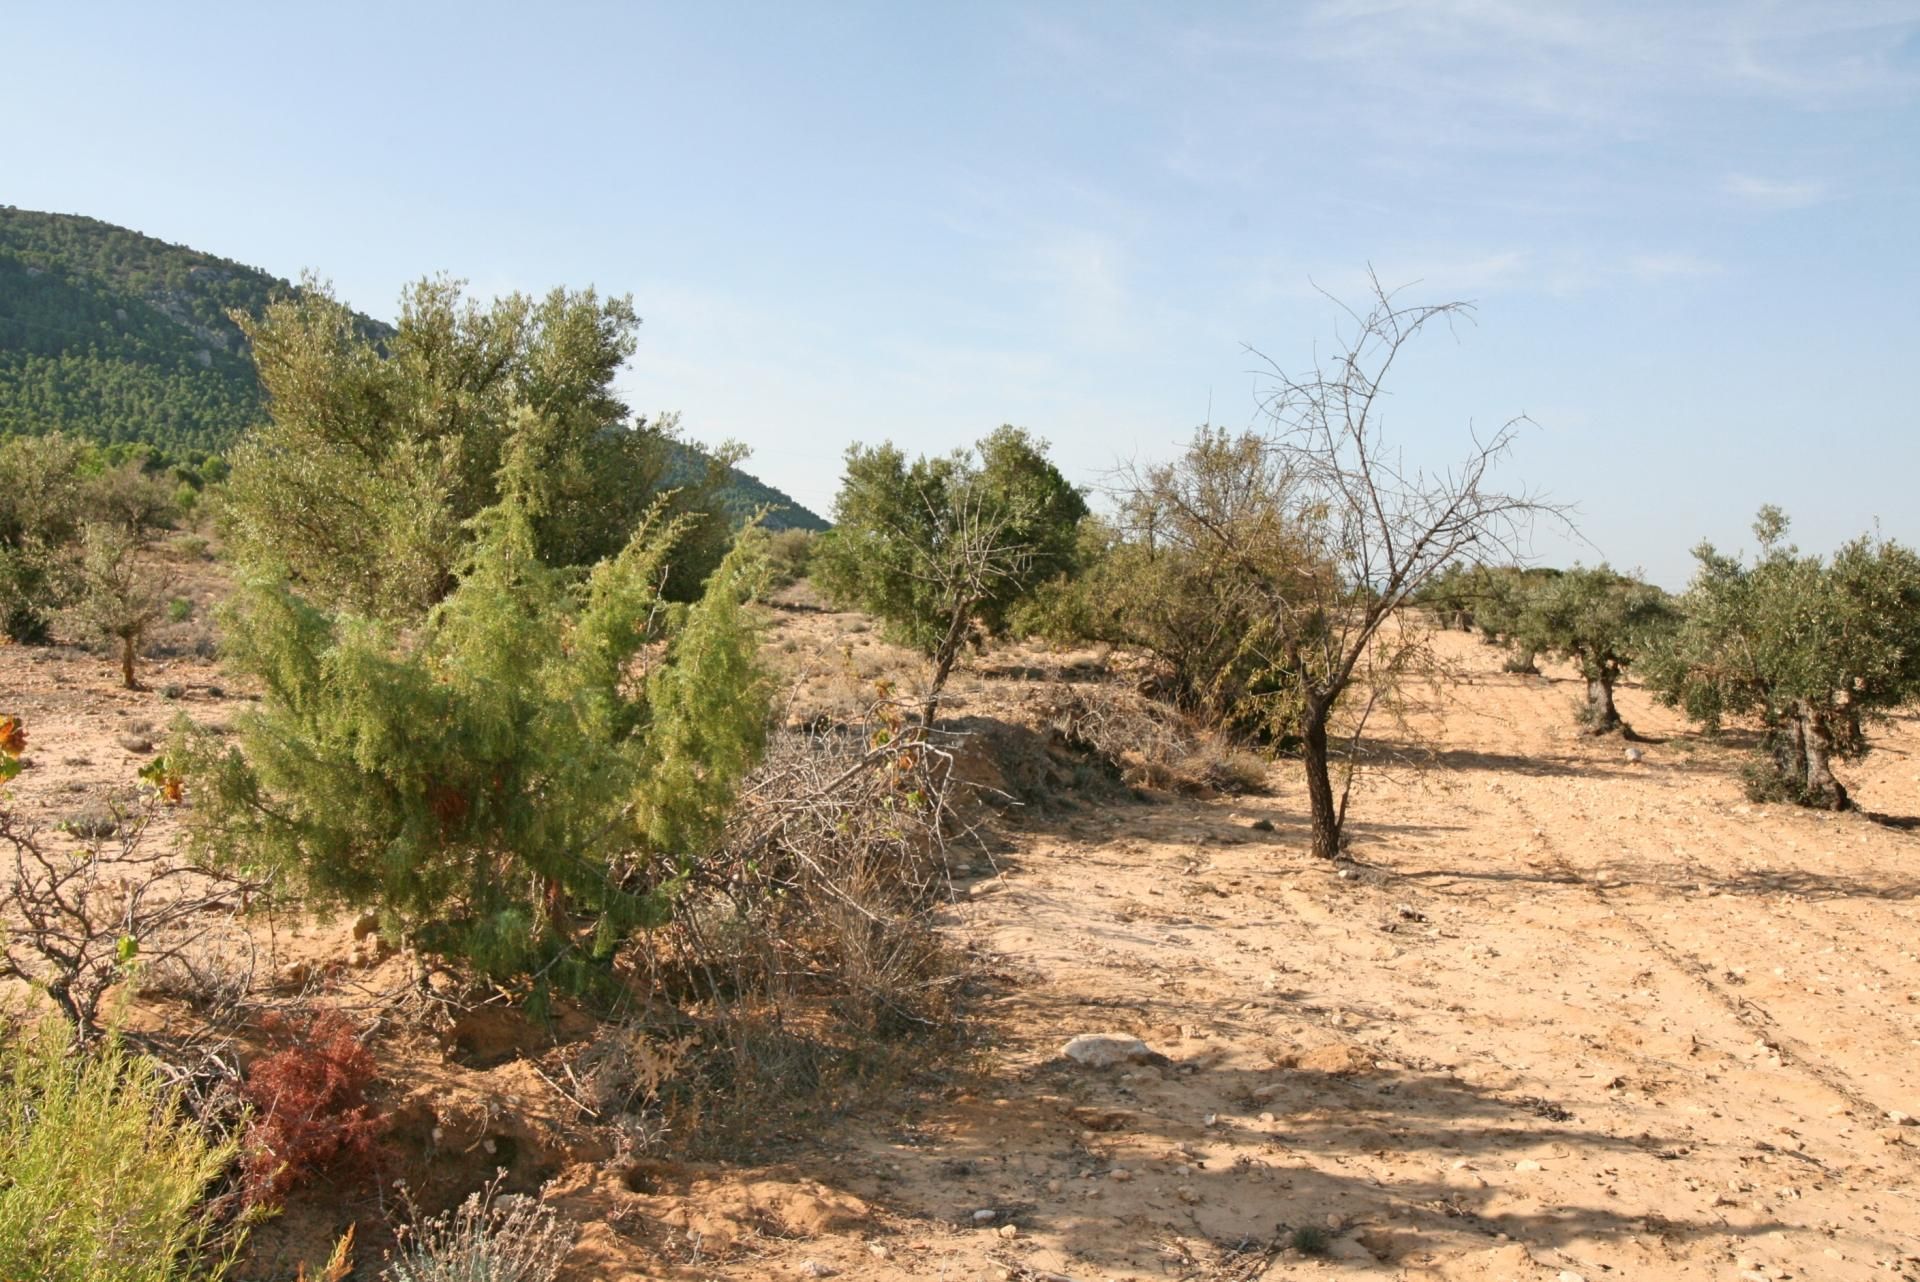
{"left": 181, "top": 436, "right": 771, "bottom": 996}
{"left": 1515, "top": 565, "right": 1674, "bottom": 733}
{"left": 0, "top": 1024, "right": 240, "bottom": 1282}
{"left": 1645, "top": 507, "right": 1920, "bottom": 809}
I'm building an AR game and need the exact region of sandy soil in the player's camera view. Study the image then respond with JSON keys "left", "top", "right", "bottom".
{"left": 4, "top": 593, "right": 1918, "bottom": 1281}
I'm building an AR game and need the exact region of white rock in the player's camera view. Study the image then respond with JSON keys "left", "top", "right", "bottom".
{"left": 972, "top": 1208, "right": 997, "bottom": 1223}
{"left": 1061, "top": 1033, "right": 1156, "bottom": 1068}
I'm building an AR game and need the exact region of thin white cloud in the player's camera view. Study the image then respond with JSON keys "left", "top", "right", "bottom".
{"left": 1723, "top": 173, "right": 1832, "bottom": 210}
{"left": 1625, "top": 252, "right": 1723, "bottom": 282}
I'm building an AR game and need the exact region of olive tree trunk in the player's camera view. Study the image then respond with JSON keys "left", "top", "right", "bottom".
{"left": 1798, "top": 700, "right": 1850, "bottom": 810}
{"left": 1584, "top": 673, "right": 1620, "bottom": 733}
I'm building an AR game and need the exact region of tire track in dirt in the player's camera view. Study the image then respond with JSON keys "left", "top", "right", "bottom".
{"left": 1484, "top": 762, "right": 1915, "bottom": 1160}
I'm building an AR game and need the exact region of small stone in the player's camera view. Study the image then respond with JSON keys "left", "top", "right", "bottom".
{"left": 1061, "top": 1033, "right": 1158, "bottom": 1068}
{"left": 1045, "top": 1179, "right": 1062, "bottom": 1194}
{"left": 867, "top": 1243, "right": 890, "bottom": 1260}
{"left": 116, "top": 733, "right": 153, "bottom": 753}
{"left": 971, "top": 1208, "right": 997, "bottom": 1224}
{"left": 1515, "top": 1159, "right": 1543, "bottom": 1172}
{"left": 1175, "top": 1186, "right": 1200, "bottom": 1204}
{"left": 793, "top": 1261, "right": 837, "bottom": 1279}
{"left": 997, "top": 1223, "right": 1018, "bottom": 1239}
{"left": 1624, "top": 747, "right": 1644, "bottom": 763}
{"left": 1559, "top": 1272, "right": 1589, "bottom": 1282}
{"left": 1109, "top": 1168, "right": 1132, "bottom": 1182}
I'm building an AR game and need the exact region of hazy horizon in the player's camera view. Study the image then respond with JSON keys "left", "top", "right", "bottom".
{"left": 7, "top": 2, "right": 1917, "bottom": 588}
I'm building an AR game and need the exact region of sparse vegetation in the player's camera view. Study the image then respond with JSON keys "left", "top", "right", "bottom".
{"left": 383, "top": 1176, "right": 575, "bottom": 1282}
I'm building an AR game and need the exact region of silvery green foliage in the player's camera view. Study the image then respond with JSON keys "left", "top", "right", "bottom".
{"left": 1645, "top": 507, "right": 1920, "bottom": 808}
{"left": 383, "top": 1179, "right": 576, "bottom": 1282}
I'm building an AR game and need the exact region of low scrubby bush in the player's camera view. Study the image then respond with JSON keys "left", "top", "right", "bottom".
{"left": 383, "top": 1176, "right": 575, "bottom": 1282}
{"left": 0, "top": 1022, "right": 239, "bottom": 1282}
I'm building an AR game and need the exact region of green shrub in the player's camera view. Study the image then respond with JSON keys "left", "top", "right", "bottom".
{"left": 1645, "top": 507, "right": 1920, "bottom": 810}
{"left": 181, "top": 443, "right": 771, "bottom": 998}
{"left": 814, "top": 425, "right": 1087, "bottom": 652}
{"left": 0, "top": 1022, "right": 240, "bottom": 1282}
{"left": 0, "top": 432, "right": 85, "bottom": 641}
{"left": 760, "top": 527, "right": 816, "bottom": 587}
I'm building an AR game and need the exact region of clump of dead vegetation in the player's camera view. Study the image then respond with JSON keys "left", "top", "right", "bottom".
{"left": 624, "top": 693, "right": 973, "bottom": 1153}
{"left": 1036, "top": 677, "right": 1269, "bottom": 797}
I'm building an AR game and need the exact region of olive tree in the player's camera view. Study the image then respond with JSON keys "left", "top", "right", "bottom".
{"left": 71, "top": 523, "right": 171, "bottom": 690}
{"left": 1515, "top": 565, "right": 1673, "bottom": 733}
{"left": 1645, "top": 507, "right": 1920, "bottom": 809}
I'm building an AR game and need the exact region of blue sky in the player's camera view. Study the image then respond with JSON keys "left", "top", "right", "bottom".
{"left": 6, "top": 1, "right": 1917, "bottom": 585}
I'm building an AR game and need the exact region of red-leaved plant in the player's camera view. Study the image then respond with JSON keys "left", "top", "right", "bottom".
{"left": 240, "top": 1009, "right": 385, "bottom": 1207}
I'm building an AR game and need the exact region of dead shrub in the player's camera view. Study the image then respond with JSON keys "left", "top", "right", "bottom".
{"left": 629, "top": 699, "right": 970, "bottom": 1151}
{"left": 0, "top": 795, "right": 270, "bottom": 1046}
{"left": 238, "top": 1008, "right": 385, "bottom": 1208}
{"left": 1038, "top": 679, "right": 1265, "bottom": 795}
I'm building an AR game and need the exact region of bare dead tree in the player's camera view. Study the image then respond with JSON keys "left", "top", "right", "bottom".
{"left": 0, "top": 798, "right": 273, "bottom": 1046}
{"left": 1242, "top": 271, "right": 1569, "bottom": 857}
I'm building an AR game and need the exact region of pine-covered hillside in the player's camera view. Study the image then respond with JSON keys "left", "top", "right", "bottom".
{"left": 0, "top": 207, "right": 825, "bottom": 528}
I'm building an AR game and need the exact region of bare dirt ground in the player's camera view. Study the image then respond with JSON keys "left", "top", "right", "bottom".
{"left": 4, "top": 584, "right": 1918, "bottom": 1281}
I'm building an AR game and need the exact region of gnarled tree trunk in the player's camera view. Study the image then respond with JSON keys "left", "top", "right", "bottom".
{"left": 1798, "top": 700, "right": 1850, "bottom": 810}
{"left": 1584, "top": 673, "right": 1620, "bottom": 734}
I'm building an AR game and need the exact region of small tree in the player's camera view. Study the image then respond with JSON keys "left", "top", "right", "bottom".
{"left": 1115, "top": 278, "right": 1559, "bottom": 858}
{"left": 182, "top": 442, "right": 771, "bottom": 996}
{"left": 72, "top": 522, "right": 171, "bottom": 689}
{"left": 1037, "top": 430, "right": 1323, "bottom": 732}
{"left": 815, "top": 426, "right": 1087, "bottom": 721}
{"left": 1515, "top": 565, "right": 1673, "bottom": 733}
{"left": 1644, "top": 507, "right": 1920, "bottom": 809}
